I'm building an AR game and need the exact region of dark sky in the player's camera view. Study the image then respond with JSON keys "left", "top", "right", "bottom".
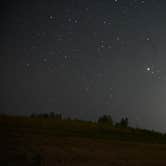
{"left": 1, "top": 0, "right": 166, "bottom": 131}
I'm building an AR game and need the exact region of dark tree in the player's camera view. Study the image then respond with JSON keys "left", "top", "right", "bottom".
{"left": 30, "top": 113, "right": 35, "bottom": 118}
{"left": 97, "top": 115, "right": 113, "bottom": 126}
{"left": 55, "top": 113, "right": 62, "bottom": 120}
{"left": 49, "top": 112, "right": 55, "bottom": 118}
{"left": 43, "top": 113, "right": 49, "bottom": 118}
{"left": 120, "top": 117, "right": 128, "bottom": 128}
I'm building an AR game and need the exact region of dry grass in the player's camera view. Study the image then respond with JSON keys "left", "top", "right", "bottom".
{"left": 1, "top": 116, "right": 166, "bottom": 166}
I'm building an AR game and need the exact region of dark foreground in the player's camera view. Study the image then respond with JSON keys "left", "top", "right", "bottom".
{"left": 1, "top": 116, "right": 166, "bottom": 166}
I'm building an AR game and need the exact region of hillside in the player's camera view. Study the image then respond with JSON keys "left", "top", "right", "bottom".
{"left": 1, "top": 115, "right": 166, "bottom": 166}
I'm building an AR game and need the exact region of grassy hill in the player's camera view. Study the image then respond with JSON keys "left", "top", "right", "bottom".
{"left": 1, "top": 115, "right": 166, "bottom": 166}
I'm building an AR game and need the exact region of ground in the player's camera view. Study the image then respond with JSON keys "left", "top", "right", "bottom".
{"left": 1, "top": 116, "right": 166, "bottom": 166}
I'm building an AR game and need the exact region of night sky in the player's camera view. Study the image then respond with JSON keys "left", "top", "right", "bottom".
{"left": 1, "top": 0, "right": 166, "bottom": 131}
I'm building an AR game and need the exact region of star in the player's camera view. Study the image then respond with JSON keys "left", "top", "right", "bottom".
{"left": 68, "top": 18, "right": 72, "bottom": 22}
{"left": 74, "top": 19, "right": 78, "bottom": 23}
{"left": 24, "top": 63, "right": 31, "bottom": 72}
{"left": 43, "top": 57, "right": 48, "bottom": 63}
{"left": 109, "top": 87, "right": 113, "bottom": 91}
{"left": 108, "top": 45, "right": 112, "bottom": 49}
{"left": 85, "top": 7, "right": 89, "bottom": 11}
{"left": 103, "top": 20, "right": 107, "bottom": 24}
{"left": 116, "top": 36, "right": 120, "bottom": 41}
{"left": 49, "top": 15, "right": 56, "bottom": 20}
{"left": 85, "top": 87, "right": 89, "bottom": 92}
{"left": 26, "top": 63, "right": 30, "bottom": 67}
{"left": 109, "top": 94, "right": 113, "bottom": 99}
{"left": 146, "top": 37, "right": 150, "bottom": 41}
{"left": 146, "top": 67, "right": 151, "bottom": 71}
{"left": 64, "top": 55, "right": 68, "bottom": 59}
{"left": 49, "top": 15, "right": 53, "bottom": 19}
{"left": 101, "top": 45, "right": 104, "bottom": 48}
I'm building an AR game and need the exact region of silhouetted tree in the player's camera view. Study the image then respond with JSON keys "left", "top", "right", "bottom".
{"left": 115, "top": 117, "right": 128, "bottom": 128}
{"left": 120, "top": 117, "right": 128, "bottom": 128}
{"left": 43, "top": 113, "right": 49, "bottom": 118}
{"left": 30, "top": 113, "right": 35, "bottom": 118}
{"left": 97, "top": 115, "right": 113, "bottom": 126}
{"left": 55, "top": 113, "right": 62, "bottom": 120}
{"left": 49, "top": 112, "right": 55, "bottom": 118}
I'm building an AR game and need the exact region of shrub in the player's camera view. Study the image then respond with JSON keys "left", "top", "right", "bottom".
{"left": 49, "top": 112, "right": 55, "bottom": 118}
{"left": 121, "top": 117, "right": 128, "bottom": 128}
{"left": 97, "top": 115, "right": 113, "bottom": 126}
{"left": 55, "top": 113, "right": 62, "bottom": 120}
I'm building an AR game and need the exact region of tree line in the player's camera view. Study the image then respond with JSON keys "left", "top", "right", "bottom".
{"left": 30, "top": 112, "right": 128, "bottom": 128}
{"left": 97, "top": 114, "right": 128, "bottom": 128}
